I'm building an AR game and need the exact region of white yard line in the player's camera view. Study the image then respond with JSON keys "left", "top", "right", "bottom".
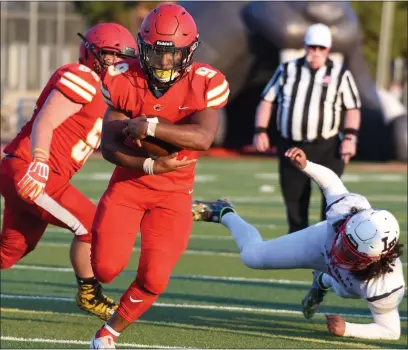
{"left": 9, "top": 264, "right": 408, "bottom": 290}
{"left": 82, "top": 195, "right": 408, "bottom": 205}
{"left": 1, "top": 293, "right": 407, "bottom": 321}
{"left": 192, "top": 195, "right": 407, "bottom": 204}
{"left": 37, "top": 241, "right": 241, "bottom": 257}
{"left": 0, "top": 308, "right": 382, "bottom": 349}
{"left": 0, "top": 336, "right": 182, "bottom": 349}
{"left": 1, "top": 194, "right": 405, "bottom": 207}
{"left": 11, "top": 264, "right": 311, "bottom": 285}
{"left": 74, "top": 172, "right": 406, "bottom": 183}
{"left": 255, "top": 173, "right": 406, "bottom": 183}
{"left": 22, "top": 242, "right": 408, "bottom": 266}
{"left": 74, "top": 173, "right": 217, "bottom": 183}
{"left": 44, "top": 227, "right": 243, "bottom": 238}
{"left": 136, "top": 319, "right": 382, "bottom": 349}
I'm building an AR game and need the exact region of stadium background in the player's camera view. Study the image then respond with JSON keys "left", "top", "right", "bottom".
{"left": 0, "top": 1, "right": 407, "bottom": 349}
{"left": 1, "top": 1, "right": 407, "bottom": 160}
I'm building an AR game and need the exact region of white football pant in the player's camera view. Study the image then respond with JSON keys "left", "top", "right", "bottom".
{"left": 222, "top": 212, "right": 327, "bottom": 271}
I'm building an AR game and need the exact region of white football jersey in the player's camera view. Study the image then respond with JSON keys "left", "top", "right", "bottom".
{"left": 323, "top": 193, "right": 405, "bottom": 311}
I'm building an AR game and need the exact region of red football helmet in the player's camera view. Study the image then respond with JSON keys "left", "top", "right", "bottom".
{"left": 78, "top": 23, "right": 137, "bottom": 74}
{"left": 137, "top": 4, "right": 200, "bottom": 89}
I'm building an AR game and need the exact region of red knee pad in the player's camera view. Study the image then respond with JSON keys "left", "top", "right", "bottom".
{"left": 136, "top": 258, "right": 173, "bottom": 295}
{"left": 91, "top": 260, "right": 124, "bottom": 284}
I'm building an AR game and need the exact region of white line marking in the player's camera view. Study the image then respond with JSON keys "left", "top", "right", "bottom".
{"left": 45, "top": 223, "right": 278, "bottom": 235}
{"left": 0, "top": 336, "right": 181, "bottom": 349}
{"left": 1, "top": 293, "right": 406, "bottom": 320}
{"left": 5, "top": 193, "right": 401, "bottom": 207}
{"left": 10, "top": 264, "right": 408, "bottom": 288}
{"left": 45, "top": 227, "right": 242, "bottom": 239}
{"left": 194, "top": 174, "right": 217, "bottom": 183}
{"left": 139, "top": 319, "right": 382, "bottom": 349}
{"left": 74, "top": 172, "right": 111, "bottom": 180}
{"left": 37, "top": 241, "right": 241, "bottom": 257}
{"left": 171, "top": 274, "right": 308, "bottom": 285}
{"left": 255, "top": 173, "right": 405, "bottom": 183}
{"left": 0, "top": 308, "right": 380, "bottom": 349}
{"left": 193, "top": 195, "right": 407, "bottom": 204}
{"left": 12, "top": 264, "right": 74, "bottom": 272}
{"left": 259, "top": 184, "right": 275, "bottom": 193}
{"left": 1, "top": 193, "right": 406, "bottom": 209}
{"left": 20, "top": 242, "right": 408, "bottom": 266}
{"left": 11, "top": 264, "right": 311, "bottom": 285}
{"left": 254, "top": 173, "right": 279, "bottom": 180}
{"left": 74, "top": 173, "right": 217, "bottom": 183}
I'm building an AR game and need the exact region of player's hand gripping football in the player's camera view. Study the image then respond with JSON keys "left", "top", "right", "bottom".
{"left": 17, "top": 157, "right": 50, "bottom": 200}
{"left": 153, "top": 153, "right": 196, "bottom": 174}
{"left": 122, "top": 117, "right": 148, "bottom": 147}
{"left": 285, "top": 147, "right": 307, "bottom": 170}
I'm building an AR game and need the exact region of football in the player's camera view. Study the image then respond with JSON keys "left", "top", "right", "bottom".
{"left": 124, "top": 116, "right": 183, "bottom": 158}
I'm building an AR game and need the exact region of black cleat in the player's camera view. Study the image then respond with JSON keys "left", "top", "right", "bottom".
{"left": 301, "top": 271, "right": 329, "bottom": 319}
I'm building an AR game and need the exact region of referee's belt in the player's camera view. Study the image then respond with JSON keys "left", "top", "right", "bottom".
{"left": 281, "top": 136, "right": 337, "bottom": 144}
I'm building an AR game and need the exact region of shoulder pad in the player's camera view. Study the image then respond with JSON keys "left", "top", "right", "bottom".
{"left": 54, "top": 63, "right": 100, "bottom": 104}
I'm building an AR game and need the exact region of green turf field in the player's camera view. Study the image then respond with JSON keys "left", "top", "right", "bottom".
{"left": 1, "top": 156, "right": 407, "bottom": 349}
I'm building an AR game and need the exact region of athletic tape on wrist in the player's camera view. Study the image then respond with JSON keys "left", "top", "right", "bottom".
{"left": 143, "top": 158, "right": 155, "bottom": 175}
{"left": 146, "top": 117, "right": 159, "bottom": 137}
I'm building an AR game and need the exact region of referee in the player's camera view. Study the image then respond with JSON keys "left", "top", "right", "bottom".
{"left": 253, "top": 23, "right": 361, "bottom": 233}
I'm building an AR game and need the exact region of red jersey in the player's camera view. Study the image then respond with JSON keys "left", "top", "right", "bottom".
{"left": 4, "top": 63, "right": 106, "bottom": 179}
{"left": 101, "top": 59, "right": 230, "bottom": 193}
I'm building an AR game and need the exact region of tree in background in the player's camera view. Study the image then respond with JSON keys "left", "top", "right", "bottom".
{"left": 351, "top": 1, "right": 407, "bottom": 80}
{"left": 73, "top": 1, "right": 172, "bottom": 36}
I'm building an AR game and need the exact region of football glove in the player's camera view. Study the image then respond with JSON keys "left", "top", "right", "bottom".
{"left": 17, "top": 157, "right": 50, "bottom": 200}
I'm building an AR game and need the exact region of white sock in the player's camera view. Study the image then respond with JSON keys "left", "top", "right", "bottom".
{"left": 221, "top": 212, "right": 263, "bottom": 252}
{"left": 321, "top": 273, "right": 333, "bottom": 289}
{"left": 104, "top": 324, "right": 121, "bottom": 337}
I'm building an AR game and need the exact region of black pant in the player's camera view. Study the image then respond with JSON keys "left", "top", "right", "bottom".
{"left": 278, "top": 136, "right": 345, "bottom": 233}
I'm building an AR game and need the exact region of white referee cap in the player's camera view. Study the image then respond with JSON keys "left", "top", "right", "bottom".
{"left": 304, "top": 23, "right": 332, "bottom": 48}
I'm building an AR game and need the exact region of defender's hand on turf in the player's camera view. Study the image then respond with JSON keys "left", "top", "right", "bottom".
{"left": 285, "top": 147, "right": 307, "bottom": 169}
{"left": 325, "top": 314, "right": 346, "bottom": 336}
{"left": 122, "top": 118, "right": 148, "bottom": 147}
{"left": 17, "top": 157, "right": 49, "bottom": 200}
{"left": 153, "top": 153, "right": 197, "bottom": 175}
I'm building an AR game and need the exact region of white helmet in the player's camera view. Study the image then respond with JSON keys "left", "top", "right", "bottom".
{"left": 330, "top": 209, "right": 400, "bottom": 270}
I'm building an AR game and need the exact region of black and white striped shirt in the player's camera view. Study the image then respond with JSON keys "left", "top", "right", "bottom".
{"left": 262, "top": 56, "right": 361, "bottom": 142}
